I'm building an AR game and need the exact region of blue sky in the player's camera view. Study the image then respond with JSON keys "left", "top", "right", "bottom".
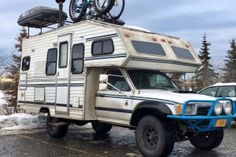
{"left": 0, "top": 0, "right": 236, "bottom": 59}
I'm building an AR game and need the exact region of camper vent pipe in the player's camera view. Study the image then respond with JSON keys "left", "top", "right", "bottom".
{"left": 56, "top": 0, "right": 65, "bottom": 27}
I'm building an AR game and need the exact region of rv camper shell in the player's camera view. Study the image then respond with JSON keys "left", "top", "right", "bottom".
{"left": 18, "top": 20, "right": 202, "bottom": 120}
{"left": 18, "top": 20, "right": 236, "bottom": 157}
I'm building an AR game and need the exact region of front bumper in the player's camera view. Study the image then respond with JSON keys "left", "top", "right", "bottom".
{"left": 167, "top": 98, "right": 236, "bottom": 132}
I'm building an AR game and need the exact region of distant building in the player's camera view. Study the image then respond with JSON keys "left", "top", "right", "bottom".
{"left": 0, "top": 77, "right": 14, "bottom": 90}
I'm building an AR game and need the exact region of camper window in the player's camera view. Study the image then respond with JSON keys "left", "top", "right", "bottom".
{"left": 72, "top": 44, "right": 84, "bottom": 74}
{"left": 59, "top": 42, "right": 68, "bottom": 68}
{"left": 92, "top": 39, "right": 114, "bottom": 56}
{"left": 131, "top": 40, "right": 166, "bottom": 56}
{"left": 46, "top": 48, "right": 57, "bottom": 75}
{"left": 22, "top": 56, "right": 31, "bottom": 71}
{"left": 172, "top": 46, "right": 195, "bottom": 60}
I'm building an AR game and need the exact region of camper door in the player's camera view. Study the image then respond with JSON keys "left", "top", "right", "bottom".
{"left": 55, "top": 34, "right": 72, "bottom": 114}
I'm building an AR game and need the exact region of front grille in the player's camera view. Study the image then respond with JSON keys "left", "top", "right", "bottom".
{"left": 197, "top": 107, "right": 211, "bottom": 116}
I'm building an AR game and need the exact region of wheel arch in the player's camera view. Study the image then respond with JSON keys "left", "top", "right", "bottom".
{"left": 39, "top": 107, "right": 50, "bottom": 115}
{"left": 130, "top": 100, "right": 173, "bottom": 126}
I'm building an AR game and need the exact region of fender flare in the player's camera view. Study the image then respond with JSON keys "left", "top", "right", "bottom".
{"left": 130, "top": 100, "right": 173, "bottom": 126}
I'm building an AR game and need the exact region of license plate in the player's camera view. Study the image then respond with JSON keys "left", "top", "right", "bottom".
{"left": 215, "top": 119, "right": 227, "bottom": 127}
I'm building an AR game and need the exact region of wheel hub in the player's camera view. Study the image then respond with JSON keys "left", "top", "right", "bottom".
{"left": 143, "top": 126, "right": 159, "bottom": 150}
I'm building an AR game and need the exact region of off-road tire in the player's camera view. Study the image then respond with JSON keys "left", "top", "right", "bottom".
{"left": 135, "top": 116, "right": 175, "bottom": 157}
{"left": 190, "top": 130, "right": 224, "bottom": 150}
{"left": 46, "top": 116, "right": 69, "bottom": 138}
{"left": 92, "top": 122, "right": 112, "bottom": 134}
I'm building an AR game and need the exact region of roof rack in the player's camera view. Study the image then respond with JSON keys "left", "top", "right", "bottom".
{"left": 17, "top": 6, "right": 68, "bottom": 29}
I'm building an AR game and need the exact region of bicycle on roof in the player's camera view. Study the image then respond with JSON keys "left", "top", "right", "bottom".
{"left": 69, "top": 0, "right": 125, "bottom": 22}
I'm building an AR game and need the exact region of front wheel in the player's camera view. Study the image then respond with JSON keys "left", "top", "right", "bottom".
{"left": 136, "top": 116, "right": 175, "bottom": 157}
{"left": 69, "top": 0, "right": 86, "bottom": 22}
{"left": 108, "top": 0, "right": 125, "bottom": 19}
{"left": 94, "top": 0, "right": 115, "bottom": 14}
{"left": 46, "top": 116, "right": 69, "bottom": 138}
{"left": 190, "top": 130, "right": 224, "bottom": 150}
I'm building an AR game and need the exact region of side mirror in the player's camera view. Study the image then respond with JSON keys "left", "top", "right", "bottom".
{"left": 98, "top": 74, "right": 109, "bottom": 91}
{"left": 99, "top": 74, "right": 108, "bottom": 83}
{"left": 99, "top": 83, "right": 108, "bottom": 91}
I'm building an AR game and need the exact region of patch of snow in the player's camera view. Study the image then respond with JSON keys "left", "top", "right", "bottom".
{"left": 126, "top": 25, "right": 151, "bottom": 32}
{"left": 0, "top": 90, "right": 6, "bottom": 106}
{"left": 0, "top": 113, "right": 46, "bottom": 131}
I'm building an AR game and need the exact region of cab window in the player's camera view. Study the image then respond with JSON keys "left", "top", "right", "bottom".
{"left": 107, "top": 70, "right": 131, "bottom": 91}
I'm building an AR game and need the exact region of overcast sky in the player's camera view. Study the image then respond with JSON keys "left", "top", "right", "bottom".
{"left": 0, "top": 0, "right": 236, "bottom": 59}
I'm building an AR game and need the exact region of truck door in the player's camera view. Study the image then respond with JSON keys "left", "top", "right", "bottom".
{"left": 55, "top": 34, "right": 72, "bottom": 115}
{"left": 95, "top": 70, "right": 133, "bottom": 124}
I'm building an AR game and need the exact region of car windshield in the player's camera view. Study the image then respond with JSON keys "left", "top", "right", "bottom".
{"left": 128, "top": 70, "right": 177, "bottom": 90}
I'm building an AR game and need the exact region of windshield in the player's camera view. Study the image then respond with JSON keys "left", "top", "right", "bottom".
{"left": 128, "top": 70, "right": 177, "bottom": 90}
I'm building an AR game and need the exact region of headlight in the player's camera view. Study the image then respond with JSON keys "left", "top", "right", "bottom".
{"left": 185, "top": 104, "right": 197, "bottom": 115}
{"left": 223, "top": 101, "right": 232, "bottom": 115}
{"left": 214, "top": 102, "right": 223, "bottom": 115}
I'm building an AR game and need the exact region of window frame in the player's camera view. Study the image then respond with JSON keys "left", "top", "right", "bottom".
{"left": 59, "top": 41, "right": 68, "bottom": 68}
{"left": 22, "top": 56, "right": 31, "bottom": 71}
{"left": 71, "top": 43, "right": 85, "bottom": 74}
{"left": 131, "top": 40, "right": 166, "bottom": 56}
{"left": 46, "top": 48, "right": 58, "bottom": 76}
{"left": 172, "top": 46, "right": 195, "bottom": 60}
{"left": 91, "top": 38, "right": 114, "bottom": 56}
{"left": 107, "top": 70, "right": 131, "bottom": 92}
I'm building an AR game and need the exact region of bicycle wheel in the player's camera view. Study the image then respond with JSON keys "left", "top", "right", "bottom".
{"left": 69, "top": 0, "right": 86, "bottom": 22}
{"left": 108, "top": 0, "right": 125, "bottom": 19}
{"left": 94, "top": 0, "right": 114, "bottom": 14}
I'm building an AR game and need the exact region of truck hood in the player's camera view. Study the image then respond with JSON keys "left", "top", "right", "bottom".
{"left": 135, "top": 90, "right": 216, "bottom": 104}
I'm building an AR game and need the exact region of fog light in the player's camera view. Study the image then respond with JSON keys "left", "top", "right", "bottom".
{"left": 223, "top": 101, "right": 232, "bottom": 115}
{"left": 214, "top": 102, "right": 223, "bottom": 115}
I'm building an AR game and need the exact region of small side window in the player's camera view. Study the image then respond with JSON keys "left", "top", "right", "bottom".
{"left": 46, "top": 48, "right": 57, "bottom": 75}
{"left": 107, "top": 70, "right": 131, "bottom": 91}
{"left": 22, "top": 56, "right": 31, "bottom": 71}
{"left": 72, "top": 44, "right": 84, "bottom": 74}
{"left": 59, "top": 42, "right": 68, "bottom": 68}
{"left": 92, "top": 39, "right": 114, "bottom": 56}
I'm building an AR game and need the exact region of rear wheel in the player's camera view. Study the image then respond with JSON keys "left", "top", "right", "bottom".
{"left": 108, "top": 0, "right": 125, "bottom": 19}
{"left": 190, "top": 130, "right": 224, "bottom": 150}
{"left": 94, "top": 0, "right": 114, "bottom": 14}
{"left": 136, "top": 116, "right": 175, "bottom": 157}
{"left": 92, "top": 122, "right": 112, "bottom": 134}
{"left": 69, "top": 0, "right": 86, "bottom": 22}
{"left": 46, "top": 116, "right": 69, "bottom": 138}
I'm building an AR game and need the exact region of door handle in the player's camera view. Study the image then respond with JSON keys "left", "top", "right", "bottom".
{"left": 125, "top": 101, "right": 128, "bottom": 106}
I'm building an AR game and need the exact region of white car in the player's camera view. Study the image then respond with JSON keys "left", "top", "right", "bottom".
{"left": 198, "top": 83, "right": 236, "bottom": 101}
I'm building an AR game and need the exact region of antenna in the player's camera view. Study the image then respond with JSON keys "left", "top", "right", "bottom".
{"left": 56, "top": 0, "right": 66, "bottom": 27}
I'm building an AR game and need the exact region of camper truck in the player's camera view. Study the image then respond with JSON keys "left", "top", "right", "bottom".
{"left": 17, "top": 7, "right": 236, "bottom": 157}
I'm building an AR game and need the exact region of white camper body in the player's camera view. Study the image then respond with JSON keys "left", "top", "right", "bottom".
{"left": 18, "top": 20, "right": 202, "bottom": 124}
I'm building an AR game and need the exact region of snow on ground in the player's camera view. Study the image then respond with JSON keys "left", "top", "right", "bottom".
{"left": 0, "top": 113, "right": 46, "bottom": 135}
{"left": 0, "top": 90, "right": 6, "bottom": 106}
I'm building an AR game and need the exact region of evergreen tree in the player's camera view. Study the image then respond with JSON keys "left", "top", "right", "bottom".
{"left": 4, "top": 28, "right": 28, "bottom": 108}
{"left": 222, "top": 39, "right": 236, "bottom": 82}
{"left": 194, "top": 34, "right": 218, "bottom": 90}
